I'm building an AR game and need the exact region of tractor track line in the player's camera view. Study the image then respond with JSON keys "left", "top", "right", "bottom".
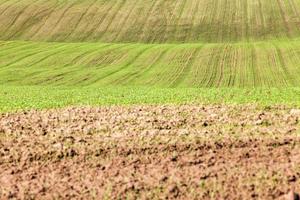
{"left": 107, "top": 45, "right": 156, "bottom": 85}
{"left": 47, "top": 1, "right": 78, "bottom": 40}
{"left": 80, "top": 1, "right": 113, "bottom": 41}
{"left": 123, "top": 46, "right": 173, "bottom": 85}
{"left": 97, "top": 0, "right": 127, "bottom": 42}
{"left": 113, "top": 0, "right": 141, "bottom": 42}
{"left": 0, "top": 0, "right": 41, "bottom": 37}
{"left": 8, "top": 3, "right": 58, "bottom": 40}
{"left": 63, "top": 0, "right": 99, "bottom": 41}
{"left": 29, "top": 0, "right": 63, "bottom": 39}
{"left": 170, "top": 46, "right": 204, "bottom": 87}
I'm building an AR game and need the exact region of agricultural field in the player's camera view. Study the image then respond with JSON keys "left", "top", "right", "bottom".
{"left": 1, "top": 40, "right": 300, "bottom": 87}
{"left": 1, "top": 0, "right": 300, "bottom": 43}
{"left": 0, "top": 0, "right": 300, "bottom": 199}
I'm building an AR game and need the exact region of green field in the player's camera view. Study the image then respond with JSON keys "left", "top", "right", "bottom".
{"left": 0, "top": 0, "right": 300, "bottom": 111}
{"left": 2, "top": 1, "right": 300, "bottom": 199}
{"left": 1, "top": 86, "right": 300, "bottom": 113}
{"left": 1, "top": 39, "right": 300, "bottom": 88}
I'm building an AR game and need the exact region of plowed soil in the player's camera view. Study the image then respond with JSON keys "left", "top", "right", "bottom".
{"left": 0, "top": 105, "right": 300, "bottom": 199}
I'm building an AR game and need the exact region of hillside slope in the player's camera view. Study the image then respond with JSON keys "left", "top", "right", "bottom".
{"left": 1, "top": 0, "right": 300, "bottom": 88}
{"left": 1, "top": 40, "right": 300, "bottom": 87}
{"left": 1, "top": 0, "right": 300, "bottom": 43}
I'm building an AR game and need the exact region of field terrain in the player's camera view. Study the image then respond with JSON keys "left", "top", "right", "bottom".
{"left": 0, "top": 0, "right": 300, "bottom": 199}
{"left": 1, "top": 0, "right": 300, "bottom": 43}
{"left": 1, "top": 105, "right": 300, "bottom": 199}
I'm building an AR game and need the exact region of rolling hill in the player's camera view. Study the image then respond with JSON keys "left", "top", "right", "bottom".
{"left": 0, "top": 0, "right": 300, "bottom": 88}
{"left": 0, "top": 39, "right": 300, "bottom": 87}
{"left": 2, "top": 1, "right": 300, "bottom": 199}
{"left": 1, "top": 0, "right": 300, "bottom": 43}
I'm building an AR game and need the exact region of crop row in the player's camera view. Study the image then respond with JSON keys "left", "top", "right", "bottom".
{"left": 0, "top": 40, "right": 299, "bottom": 87}
{"left": 1, "top": 0, "right": 300, "bottom": 43}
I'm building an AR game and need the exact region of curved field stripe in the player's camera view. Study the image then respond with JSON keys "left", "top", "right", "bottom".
{"left": 122, "top": 47, "right": 173, "bottom": 85}
{"left": 276, "top": 0, "right": 292, "bottom": 38}
{"left": 193, "top": 46, "right": 216, "bottom": 87}
{"left": 1, "top": 40, "right": 300, "bottom": 87}
{"left": 289, "top": 0, "right": 300, "bottom": 27}
{"left": 1, "top": 44, "right": 68, "bottom": 69}
{"left": 211, "top": 45, "right": 226, "bottom": 87}
{"left": 272, "top": 43, "right": 295, "bottom": 86}
{"left": 184, "top": 0, "right": 200, "bottom": 42}
{"left": 107, "top": 46, "right": 166, "bottom": 85}
{"left": 138, "top": 0, "right": 162, "bottom": 42}
{"left": 144, "top": 46, "right": 197, "bottom": 87}
{"left": 0, "top": 42, "right": 48, "bottom": 60}
{"left": 227, "top": 46, "right": 238, "bottom": 87}
{"left": 194, "top": 0, "right": 210, "bottom": 42}
{"left": 268, "top": 47, "right": 288, "bottom": 86}
{"left": 254, "top": 44, "right": 268, "bottom": 86}
{"left": 142, "top": 50, "right": 178, "bottom": 86}
{"left": 2, "top": 0, "right": 300, "bottom": 42}
{"left": 170, "top": 46, "right": 204, "bottom": 87}
{"left": 14, "top": 43, "right": 117, "bottom": 84}
{"left": 97, "top": 0, "right": 127, "bottom": 41}
{"left": 0, "top": 0, "right": 26, "bottom": 17}
{"left": 165, "top": 0, "right": 187, "bottom": 42}
{"left": 81, "top": 1, "right": 115, "bottom": 41}
{"left": 216, "top": 0, "right": 227, "bottom": 42}
{"left": 112, "top": 0, "right": 141, "bottom": 42}
{"left": 17, "top": 46, "right": 79, "bottom": 68}
{"left": 175, "top": 0, "right": 192, "bottom": 42}
{"left": 85, "top": 1, "right": 122, "bottom": 39}
{"left": 48, "top": 45, "right": 134, "bottom": 86}
{"left": 83, "top": 44, "right": 136, "bottom": 67}
{"left": 239, "top": 46, "right": 250, "bottom": 87}
{"left": 243, "top": 0, "right": 249, "bottom": 41}
{"left": 216, "top": 45, "right": 232, "bottom": 87}
{"left": 0, "top": 0, "right": 17, "bottom": 14}
{"left": 149, "top": 0, "right": 169, "bottom": 43}
{"left": 76, "top": 45, "right": 140, "bottom": 85}
{"left": 0, "top": 0, "right": 41, "bottom": 36}
{"left": 47, "top": 1, "right": 78, "bottom": 39}
{"left": 102, "top": 45, "right": 156, "bottom": 85}
{"left": 257, "top": 0, "right": 266, "bottom": 38}
{"left": 262, "top": 45, "right": 284, "bottom": 86}
{"left": 0, "top": 48, "right": 47, "bottom": 69}
{"left": 273, "top": 43, "right": 296, "bottom": 86}
{"left": 216, "top": 44, "right": 230, "bottom": 87}
{"left": 0, "top": 42, "right": 41, "bottom": 58}
{"left": 29, "top": 1, "right": 64, "bottom": 39}
{"left": 207, "top": 0, "right": 220, "bottom": 42}
{"left": 8, "top": 2, "right": 58, "bottom": 40}
{"left": 62, "top": 0, "right": 98, "bottom": 41}
{"left": 0, "top": 0, "right": 11, "bottom": 7}
{"left": 67, "top": 44, "right": 114, "bottom": 65}
{"left": 251, "top": 44, "right": 258, "bottom": 87}
{"left": 32, "top": 45, "right": 114, "bottom": 82}
{"left": 287, "top": 0, "right": 300, "bottom": 34}
{"left": 205, "top": 46, "right": 222, "bottom": 87}
{"left": 187, "top": 47, "right": 210, "bottom": 87}
{"left": 69, "top": 44, "right": 127, "bottom": 67}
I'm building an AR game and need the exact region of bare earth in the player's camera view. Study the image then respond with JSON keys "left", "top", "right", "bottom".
{"left": 0, "top": 105, "right": 300, "bottom": 199}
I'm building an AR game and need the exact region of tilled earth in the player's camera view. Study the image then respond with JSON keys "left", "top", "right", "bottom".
{"left": 0, "top": 105, "right": 300, "bottom": 199}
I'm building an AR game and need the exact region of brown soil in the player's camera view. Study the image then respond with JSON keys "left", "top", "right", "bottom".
{"left": 0, "top": 105, "right": 300, "bottom": 199}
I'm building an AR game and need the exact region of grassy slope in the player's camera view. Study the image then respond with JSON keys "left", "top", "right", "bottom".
{"left": 1, "top": 0, "right": 300, "bottom": 43}
{"left": 1, "top": 39, "right": 300, "bottom": 88}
